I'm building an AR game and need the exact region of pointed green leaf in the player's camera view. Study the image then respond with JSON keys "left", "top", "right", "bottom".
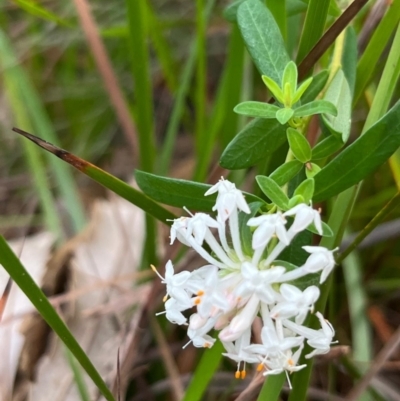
{"left": 276, "top": 108, "right": 294, "bottom": 124}
{"left": 238, "top": 0, "right": 290, "bottom": 83}
{"left": 311, "top": 135, "right": 343, "bottom": 160}
{"left": 292, "top": 76, "right": 313, "bottom": 104}
{"left": 287, "top": 128, "right": 312, "bottom": 162}
{"left": 220, "top": 118, "right": 287, "bottom": 169}
{"left": 256, "top": 175, "right": 289, "bottom": 210}
{"left": 323, "top": 69, "right": 352, "bottom": 143}
{"left": 282, "top": 61, "right": 298, "bottom": 98}
{"left": 305, "top": 162, "right": 321, "bottom": 178}
{"left": 135, "top": 171, "right": 265, "bottom": 212}
{"left": 300, "top": 70, "right": 329, "bottom": 104}
{"left": 294, "top": 178, "right": 314, "bottom": 204}
{"left": 314, "top": 101, "right": 400, "bottom": 202}
{"left": 294, "top": 100, "right": 337, "bottom": 117}
{"left": 270, "top": 160, "right": 303, "bottom": 186}
{"left": 234, "top": 101, "right": 279, "bottom": 118}
{"left": 262, "top": 75, "right": 284, "bottom": 103}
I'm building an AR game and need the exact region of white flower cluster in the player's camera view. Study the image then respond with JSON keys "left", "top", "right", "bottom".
{"left": 153, "top": 178, "right": 337, "bottom": 385}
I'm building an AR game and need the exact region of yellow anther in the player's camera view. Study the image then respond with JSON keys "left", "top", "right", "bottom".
{"left": 288, "top": 358, "right": 294, "bottom": 366}
{"left": 257, "top": 363, "right": 264, "bottom": 372}
{"left": 235, "top": 371, "right": 241, "bottom": 379}
{"left": 163, "top": 295, "right": 168, "bottom": 302}
{"left": 194, "top": 297, "right": 201, "bottom": 305}
{"left": 197, "top": 290, "right": 205, "bottom": 296}
{"left": 241, "top": 370, "right": 246, "bottom": 379}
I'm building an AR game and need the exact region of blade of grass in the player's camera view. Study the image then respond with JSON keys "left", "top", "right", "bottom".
{"left": 257, "top": 373, "right": 286, "bottom": 401}
{"left": 296, "top": 0, "right": 330, "bottom": 64}
{"left": 12, "top": 128, "right": 176, "bottom": 224}
{"left": 266, "top": 0, "right": 287, "bottom": 42}
{"left": 157, "top": 0, "right": 215, "bottom": 174}
{"left": 0, "top": 236, "right": 115, "bottom": 401}
{"left": 298, "top": 0, "right": 369, "bottom": 80}
{"left": 194, "top": 24, "right": 244, "bottom": 182}
{"left": 65, "top": 349, "right": 92, "bottom": 401}
{"left": 145, "top": 1, "right": 178, "bottom": 93}
{"left": 125, "top": 0, "right": 155, "bottom": 171}
{"left": 353, "top": 0, "right": 400, "bottom": 105}
{"left": 0, "top": 28, "right": 86, "bottom": 233}
{"left": 5, "top": 79, "right": 63, "bottom": 239}
{"left": 181, "top": 340, "right": 224, "bottom": 401}
{"left": 13, "top": 0, "right": 74, "bottom": 27}
{"left": 342, "top": 249, "right": 373, "bottom": 401}
{"left": 195, "top": 0, "right": 207, "bottom": 159}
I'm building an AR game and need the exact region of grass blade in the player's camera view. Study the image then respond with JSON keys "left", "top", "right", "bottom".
{"left": 125, "top": 0, "right": 155, "bottom": 172}
{"left": 0, "top": 236, "right": 115, "bottom": 401}
{"left": 0, "top": 28, "right": 86, "bottom": 233}
{"left": 12, "top": 128, "right": 176, "bottom": 224}
{"left": 296, "top": 0, "right": 330, "bottom": 64}
{"left": 182, "top": 341, "right": 223, "bottom": 401}
{"left": 353, "top": 0, "right": 400, "bottom": 105}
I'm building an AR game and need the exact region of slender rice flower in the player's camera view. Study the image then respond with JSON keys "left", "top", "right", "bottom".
{"left": 154, "top": 179, "right": 337, "bottom": 385}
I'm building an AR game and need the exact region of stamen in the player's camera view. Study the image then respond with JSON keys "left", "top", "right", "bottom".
{"left": 241, "top": 370, "right": 246, "bottom": 379}
{"left": 235, "top": 371, "right": 241, "bottom": 379}
{"left": 194, "top": 298, "right": 201, "bottom": 305}
{"left": 197, "top": 290, "right": 205, "bottom": 296}
{"left": 151, "top": 264, "right": 164, "bottom": 280}
{"left": 257, "top": 363, "right": 264, "bottom": 372}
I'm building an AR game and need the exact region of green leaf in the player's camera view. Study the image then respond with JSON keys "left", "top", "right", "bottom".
{"left": 234, "top": 101, "right": 279, "bottom": 118}
{"left": 135, "top": 171, "right": 265, "bottom": 211}
{"left": 287, "top": 128, "right": 312, "bottom": 163}
{"left": 314, "top": 101, "right": 400, "bottom": 202}
{"left": 293, "top": 178, "right": 314, "bottom": 203}
{"left": 238, "top": 0, "right": 290, "bottom": 83}
{"left": 323, "top": 69, "right": 352, "bottom": 143}
{"left": 256, "top": 175, "right": 289, "bottom": 209}
{"left": 311, "top": 135, "right": 343, "bottom": 160}
{"left": 182, "top": 341, "right": 224, "bottom": 401}
{"left": 270, "top": 160, "right": 303, "bottom": 186}
{"left": 220, "top": 118, "right": 287, "bottom": 169}
{"left": 301, "top": 70, "right": 329, "bottom": 104}
{"left": 262, "top": 75, "right": 284, "bottom": 103}
{"left": 274, "top": 260, "right": 299, "bottom": 271}
{"left": 282, "top": 61, "right": 298, "bottom": 98}
{"left": 342, "top": 27, "right": 357, "bottom": 97}
{"left": 292, "top": 76, "right": 313, "bottom": 104}
{"left": 0, "top": 236, "right": 115, "bottom": 401}
{"left": 276, "top": 107, "right": 294, "bottom": 124}
{"left": 294, "top": 100, "right": 337, "bottom": 117}
{"left": 308, "top": 221, "right": 333, "bottom": 237}
{"left": 305, "top": 162, "right": 321, "bottom": 178}
{"left": 239, "top": 202, "right": 264, "bottom": 256}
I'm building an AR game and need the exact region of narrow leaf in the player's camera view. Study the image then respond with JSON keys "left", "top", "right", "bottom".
{"left": 287, "top": 128, "right": 312, "bottom": 163}
{"left": 0, "top": 236, "right": 115, "bottom": 401}
{"left": 311, "top": 135, "right": 343, "bottom": 160}
{"left": 323, "top": 69, "right": 352, "bottom": 143}
{"left": 262, "top": 74, "right": 285, "bottom": 103}
{"left": 282, "top": 61, "right": 298, "bottom": 97}
{"left": 294, "top": 100, "right": 337, "bottom": 117}
{"left": 12, "top": 128, "right": 176, "bottom": 224}
{"left": 234, "top": 101, "right": 279, "bottom": 118}
{"left": 314, "top": 101, "right": 400, "bottom": 202}
{"left": 308, "top": 221, "right": 333, "bottom": 237}
{"left": 220, "top": 118, "right": 287, "bottom": 169}
{"left": 136, "top": 171, "right": 264, "bottom": 212}
{"left": 270, "top": 160, "right": 303, "bottom": 186}
{"left": 238, "top": 0, "right": 290, "bottom": 83}
{"left": 292, "top": 76, "right": 313, "bottom": 104}
{"left": 240, "top": 202, "right": 264, "bottom": 256}
{"left": 256, "top": 175, "right": 289, "bottom": 210}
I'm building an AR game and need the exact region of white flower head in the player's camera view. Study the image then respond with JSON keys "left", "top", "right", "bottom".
{"left": 284, "top": 203, "right": 323, "bottom": 235}
{"left": 205, "top": 178, "right": 250, "bottom": 221}
{"left": 302, "top": 246, "right": 337, "bottom": 283}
